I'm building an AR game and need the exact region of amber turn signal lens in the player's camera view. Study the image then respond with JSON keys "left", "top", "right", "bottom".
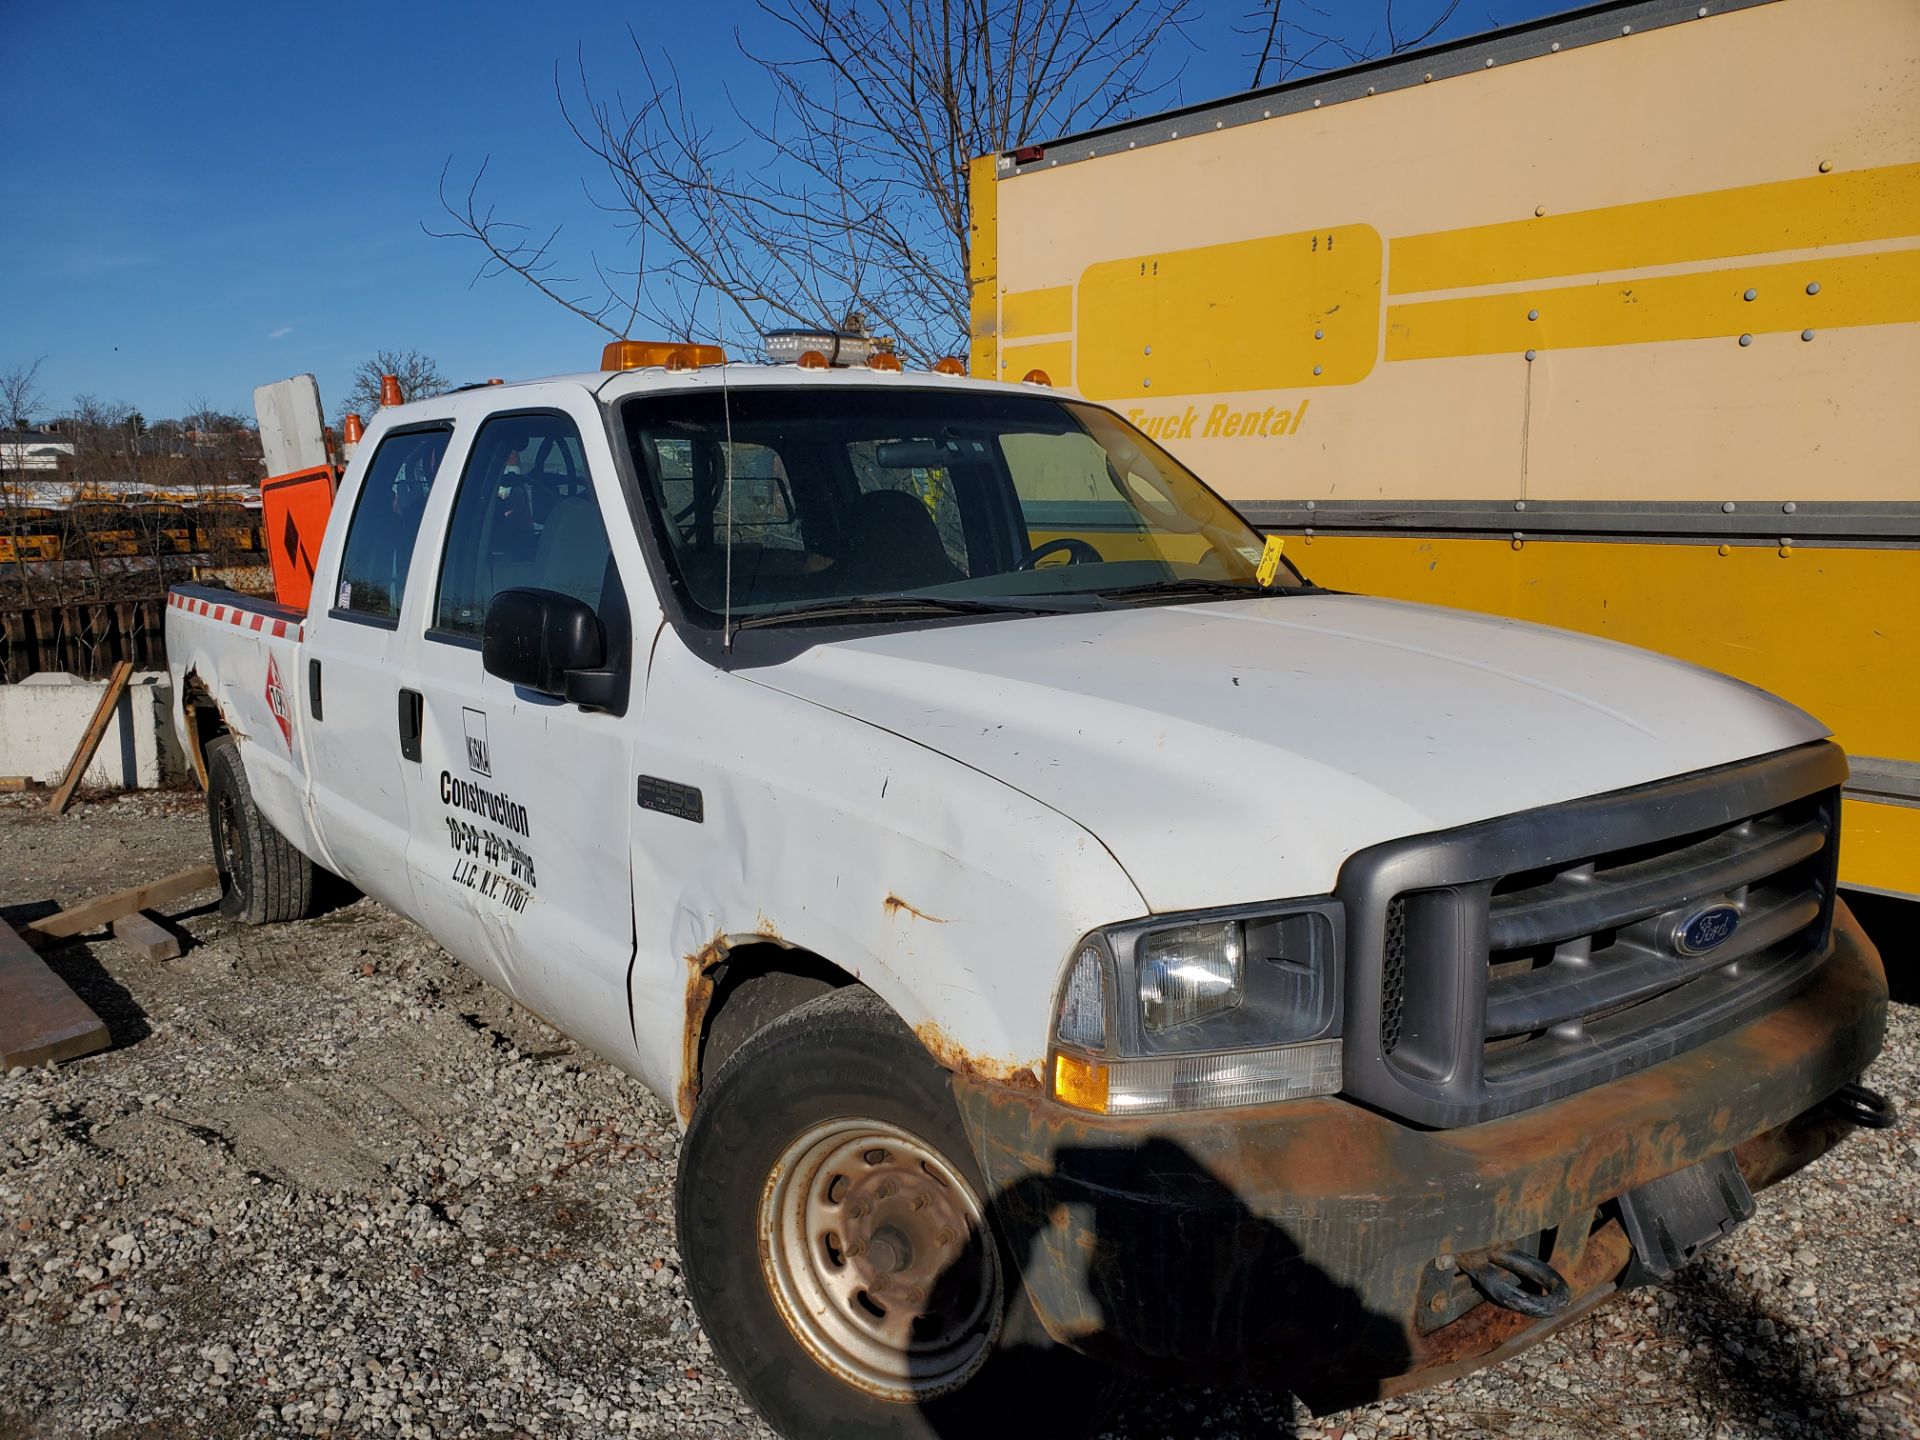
{"left": 867, "top": 351, "right": 904, "bottom": 372}
{"left": 1021, "top": 368, "right": 1052, "bottom": 386}
{"left": 933, "top": 357, "right": 966, "bottom": 375}
{"left": 1052, "top": 1052, "right": 1110, "bottom": 1113}
{"left": 797, "top": 350, "right": 830, "bottom": 370}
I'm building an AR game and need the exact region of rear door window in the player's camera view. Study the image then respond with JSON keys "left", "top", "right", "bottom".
{"left": 333, "top": 427, "right": 452, "bottom": 622}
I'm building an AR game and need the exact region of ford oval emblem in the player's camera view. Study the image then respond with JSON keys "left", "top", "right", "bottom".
{"left": 1675, "top": 903, "right": 1741, "bottom": 956}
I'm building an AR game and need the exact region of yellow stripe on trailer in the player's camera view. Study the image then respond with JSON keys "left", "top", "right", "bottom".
{"left": 1389, "top": 162, "right": 1920, "bottom": 295}
{"left": 1386, "top": 247, "right": 1920, "bottom": 362}
{"left": 1001, "top": 340, "right": 1075, "bottom": 387}
{"left": 1001, "top": 285, "right": 1074, "bottom": 340}
{"left": 1077, "top": 226, "right": 1382, "bottom": 398}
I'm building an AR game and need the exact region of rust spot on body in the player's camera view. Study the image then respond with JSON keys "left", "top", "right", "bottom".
{"left": 884, "top": 894, "right": 946, "bottom": 925}
{"left": 678, "top": 931, "right": 729, "bottom": 1126}
{"left": 914, "top": 1020, "right": 1041, "bottom": 1091}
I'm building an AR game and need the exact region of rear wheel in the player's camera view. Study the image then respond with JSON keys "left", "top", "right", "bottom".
{"left": 676, "top": 986, "right": 1116, "bottom": 1440}
{"left": 205, "top": 734, "right": 313, "bottom": 925}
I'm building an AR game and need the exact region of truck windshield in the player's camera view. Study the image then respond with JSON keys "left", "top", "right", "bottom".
{"left": 618, "top": 386, "right": 1302, "bottom": 625}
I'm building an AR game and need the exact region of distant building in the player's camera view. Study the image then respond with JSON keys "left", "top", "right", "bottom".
{"left": 0, "top": 430, "right": 76, "bottom": 472}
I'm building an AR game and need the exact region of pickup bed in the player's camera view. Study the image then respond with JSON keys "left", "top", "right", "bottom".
{"left": 168, "top": 349, "right": 1891, "bottom": 1438}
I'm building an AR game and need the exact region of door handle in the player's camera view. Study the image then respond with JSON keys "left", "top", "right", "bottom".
{"left": 308, "top": 659, "right": 323, "bottom": 721}
{"left": 398, "top": 688, "right": 423, "bottom": 762}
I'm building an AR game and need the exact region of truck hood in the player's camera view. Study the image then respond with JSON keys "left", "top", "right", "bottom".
{"left": 742, "top": 594, "right": 1827, "bottom": 913}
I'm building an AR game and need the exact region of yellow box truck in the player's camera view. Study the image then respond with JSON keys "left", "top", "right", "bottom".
{"left": 969, "top": 0, "right": 1919, "bottom": 900}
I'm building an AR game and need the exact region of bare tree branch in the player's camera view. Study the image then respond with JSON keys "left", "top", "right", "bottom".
{"left": 1, "top": 357, "right": 47, "bottom": 430}
{"left": 431, "top": 0, "right": 1199, "bottom": 364}
{"left": 1240, "top": 0, "right": 1460, "bottom": 86}
{"left": 335, "top": 350, "right": 450, "bottom": 428}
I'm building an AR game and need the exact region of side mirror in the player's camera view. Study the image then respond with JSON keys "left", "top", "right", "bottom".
{"left": 482, "top": 588, "right": 611, "bottom": 705}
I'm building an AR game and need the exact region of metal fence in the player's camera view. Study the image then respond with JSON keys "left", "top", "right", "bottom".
{"left": 0, "top": 599, "right": 170, "bottom": 683}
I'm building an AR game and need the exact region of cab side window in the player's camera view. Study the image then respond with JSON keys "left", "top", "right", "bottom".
{"left": 432, "top": 413, "right": 615, "bottom": 640}
{"left": 333, "top": 427, "right": 452, "bottom": 622}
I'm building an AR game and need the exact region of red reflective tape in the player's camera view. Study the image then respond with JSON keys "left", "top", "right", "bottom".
{"left": 249, "top": 614, "right": 264, "bottom": 631}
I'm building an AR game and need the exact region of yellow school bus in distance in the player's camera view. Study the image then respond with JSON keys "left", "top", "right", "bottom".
{"left": 969, "top": 0, "right": 1920, "bottom": 900}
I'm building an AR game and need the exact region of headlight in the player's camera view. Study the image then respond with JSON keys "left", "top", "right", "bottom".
{"left": 1139, "top": 923, "right": 1244, "bottom": 1032}
{"left": 1048, "top": 901, "right": 1344, "bottom": 1115}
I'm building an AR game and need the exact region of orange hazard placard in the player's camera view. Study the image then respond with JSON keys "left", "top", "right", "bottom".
{"left": 260, "top": 465, "right": 336, "bottom": 612}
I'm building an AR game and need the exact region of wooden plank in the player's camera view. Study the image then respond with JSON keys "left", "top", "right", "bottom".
{"left": 112, "top": 911, "right": 182, "bottom": 962}
{"left": 0, "top": 776, "right": 46, "bottom": 793}
{"left": 25, "top": 864, "right": 219, "bottom": 946}
{"left": 45, "top": 660, "right": 135, "bottom": 816}
{"left": 0, "top": 923, "right": 110, "bottom": 1069}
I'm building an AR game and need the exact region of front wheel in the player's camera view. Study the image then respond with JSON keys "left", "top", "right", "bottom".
{"left": 676, "top": 986, "right": 1116, "bottom": 1439}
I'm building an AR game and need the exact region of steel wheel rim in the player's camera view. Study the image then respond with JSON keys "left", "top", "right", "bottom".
{"left": 759, "top": 1117, "right": 1002, "bottom": 1401}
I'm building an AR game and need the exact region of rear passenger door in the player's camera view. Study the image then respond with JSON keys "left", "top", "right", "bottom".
{"left": 405, "top": 398, "right": 642, "bottom": 1065}
{"left": 303, "top": 421, "right": 453, "bottom": 911}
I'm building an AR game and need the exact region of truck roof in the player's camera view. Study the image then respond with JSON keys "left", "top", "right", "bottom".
{"left": 993, "top": 0, "right": 1778, "bottom": 177}
{"left": 378, "top": 363, "right": 1064, "bottom": 419}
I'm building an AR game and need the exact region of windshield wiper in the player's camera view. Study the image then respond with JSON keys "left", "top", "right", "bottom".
{"left": 731, "top": 594, "right": 1079, "bottom": 632}
{"left": 1095, "top": 577, "right": 1273, "bottom": 603}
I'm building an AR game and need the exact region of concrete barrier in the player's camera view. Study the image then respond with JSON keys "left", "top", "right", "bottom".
{"left": 0, "top": 671, "right": 186, "bottom": 790}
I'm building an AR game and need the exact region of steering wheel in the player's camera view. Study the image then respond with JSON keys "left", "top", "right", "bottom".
{"left": 1019, "top": 536, "right": 1102, "bottom": 570}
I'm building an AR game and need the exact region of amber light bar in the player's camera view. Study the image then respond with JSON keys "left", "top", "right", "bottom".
{"left": 602, "top": 340, "right": 729, "bottom": 371}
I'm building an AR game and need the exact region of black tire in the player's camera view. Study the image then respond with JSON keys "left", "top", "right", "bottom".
{"left": 677, "top": 986, "right": 1118, "bottom": 1440}
{"left": 205, "top": 734, "right": 313, "bottom": 925}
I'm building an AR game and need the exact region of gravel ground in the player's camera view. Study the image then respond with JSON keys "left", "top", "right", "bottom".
{"left": 2, "top": 789, "right": 1916, "bottom": 1440}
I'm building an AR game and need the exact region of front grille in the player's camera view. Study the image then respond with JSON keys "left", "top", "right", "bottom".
{"left": 1338, "top": 742, "right": 1846, "bottom": 1128}
{"left": 1478, "top": 797, "right": 1829, "bottom": 1087}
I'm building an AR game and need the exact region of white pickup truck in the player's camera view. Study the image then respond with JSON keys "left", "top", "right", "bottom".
{"left": 168, "top": 339, "right": 1891, "bottom": 1439}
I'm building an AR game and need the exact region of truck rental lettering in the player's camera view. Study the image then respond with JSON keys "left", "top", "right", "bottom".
{"left": 1123, "top": 397, "right": 1309, "bottom": 442}
{"left": 439, "top": 771, "right": 535, "bottom": 913}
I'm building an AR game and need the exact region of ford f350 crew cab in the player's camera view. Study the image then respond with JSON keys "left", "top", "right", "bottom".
{"left": 168, "top": 338, "right": 1892, "bottom": 1438}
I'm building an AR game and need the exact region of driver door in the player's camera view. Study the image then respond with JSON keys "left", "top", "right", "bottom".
{"left": 404, "top": 392, "right": 642, "bottom": 1066}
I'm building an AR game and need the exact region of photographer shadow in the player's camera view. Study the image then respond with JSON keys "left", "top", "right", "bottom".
{"left": 916, "top": 1135, "right": 1412, "bottom": 1437}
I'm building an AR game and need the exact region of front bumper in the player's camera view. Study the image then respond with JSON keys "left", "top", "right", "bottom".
{"left": 953, "top": 901, "right": 1888, "bottom": 1407}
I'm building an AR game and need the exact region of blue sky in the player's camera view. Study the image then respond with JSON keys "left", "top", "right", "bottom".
{"left": 1, "top": 0, "right": 1555, "bottom": 423}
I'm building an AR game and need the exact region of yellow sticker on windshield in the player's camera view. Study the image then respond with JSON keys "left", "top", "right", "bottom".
{"left": 1256, "top": 534, "right": 1287, "bottom": 588}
